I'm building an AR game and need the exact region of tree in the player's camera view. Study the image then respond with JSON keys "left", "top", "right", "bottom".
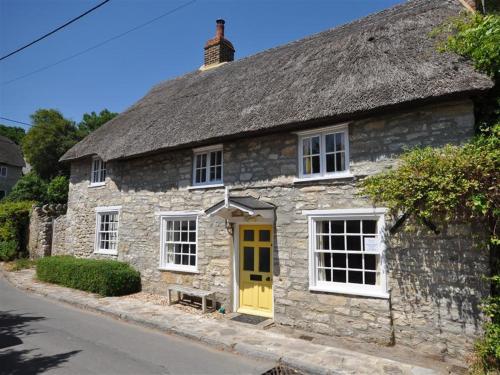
{"left": 22, "top": 109, "right": 79, "bottom": 180}
{"left": 46, "top": 176, "right": 69, "bottom": 204}
{"left": 7, "top": 173, "right": 48, "bottom": 203}
{"left": 78, "top": 109, "right": 117, "bottom": 137}
{"left": 0, "top": 124, "right": 25, "bottom": 145}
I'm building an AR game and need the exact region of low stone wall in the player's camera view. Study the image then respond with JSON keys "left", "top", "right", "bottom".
{"left": 52, "top": 214, "right": 69, "bottom": 256}
{"left": 28, "top": 204, "right": 67, "bottom": 259}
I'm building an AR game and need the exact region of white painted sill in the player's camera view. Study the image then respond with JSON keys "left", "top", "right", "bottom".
{"left": 309, "top": 285, "right": 389, "bottom": 299}
{"left": 293, "top": 173, "right": 354, "bottom": 184}
{"left": 158, "top": 266, "right": 199, "bottom": 274}
{"left": 89, "top": 182, "right": 106, "bottom": 188}
{"left": 94, "top": 250, "right": 118, "bottom": 256}
{"left": 187, "top": 183, "right": 224, "bottom": 190}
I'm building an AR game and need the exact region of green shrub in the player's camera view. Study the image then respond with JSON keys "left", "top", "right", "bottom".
{"left": 7, "top": 173, "right": 48, "bottom": 203}
{"left": 0, "top": 240, "right": 18, "bottom": 261}
{"left": 36, "top": 256, "right": 141, "bottom": 296}
{"left": 46, "top": 176, "right": 69, "bottom": 204}
{"left": 0, "top": 201, "right": 32, "bottom": 258}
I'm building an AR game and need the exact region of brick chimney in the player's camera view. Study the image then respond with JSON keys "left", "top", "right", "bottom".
{"left": 203, "top": 19, "right": 235, "bottom": 67}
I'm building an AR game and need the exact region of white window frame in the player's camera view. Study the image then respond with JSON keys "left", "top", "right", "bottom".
{"left": 303, "top": 208, "right": 389, "bottom": 299}
{"left": 159, "top": 213, "right": 199, "bottom": 273}
{"left": 90, "top": 156, "right": 106, "bottom": 187}
{"left": 295, "top": 124, "right": 351, "bottom": 182}
{"left": 94, "top": 206, "right": 121, "bottom": 255}
{"left": 191, "top": 144, "right": 224, "bottom": 188}
{"left": 0, "top": 166, "right": 7, "bottom": 178}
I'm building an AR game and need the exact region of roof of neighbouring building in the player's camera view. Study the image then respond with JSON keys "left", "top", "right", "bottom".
{"left": 61, "top": 0, "right": 493, "bottom": 163}
{"left": 0, "top": 135, "right": 25, "bottom": 167}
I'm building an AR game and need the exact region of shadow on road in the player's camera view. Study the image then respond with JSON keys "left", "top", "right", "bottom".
{"left": 0, "top": 310, "right": 80, "bottom": 375}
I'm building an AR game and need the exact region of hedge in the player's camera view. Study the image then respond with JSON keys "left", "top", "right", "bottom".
{"left": 36, "top": 256, "right": 141, "bottom": 296}
{"left": 0, "top": 200, "right": 32, "bottom": 259}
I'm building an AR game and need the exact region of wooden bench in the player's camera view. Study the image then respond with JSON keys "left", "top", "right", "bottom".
{"left": 167, "top": 285, "right": 216, "bottom": 313}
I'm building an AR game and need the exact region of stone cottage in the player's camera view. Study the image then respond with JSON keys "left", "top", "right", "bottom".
{"left": 0, "top": 135, "right": 25, "bottom": 200}
{"left": 56, "top": 0, "right": 493, "bottom": 359}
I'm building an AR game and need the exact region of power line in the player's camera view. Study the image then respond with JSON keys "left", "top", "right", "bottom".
{"left": 1, "top": 0, "right": 197, "bottom": 86}
{"left": 0, "top": 117, "right": 32, "bottom": 127}
{"left": 0, "top": 0, "right": 111, "bottom": 61}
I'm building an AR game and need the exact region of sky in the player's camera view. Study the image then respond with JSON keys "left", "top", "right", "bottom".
{"left": 0, "top": 0, "right": 402, "bottom": 130}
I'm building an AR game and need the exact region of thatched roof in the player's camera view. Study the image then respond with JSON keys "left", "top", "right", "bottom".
{"left": 0, "top": 135, "right": 25, "bottom": 167}
{"left": 61, "top": 0, "right": 493, "bottom": 162}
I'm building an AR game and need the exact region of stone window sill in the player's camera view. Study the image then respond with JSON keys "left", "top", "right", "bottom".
{"left": 187, "top": 183, "right": 224, "bottom": 190}
{"left": 293, "top": 173, "right": 354, "bottom": 184}
{"left": 309, "top": 285, "right": 389, "bottom": 299}
{"left": 89, "top": 182, "right": 106, "bottom": 188}
{"left": 158, "top": 266, "right": 199, "bottom": 274}
{"left": 94, "top": 250, "right": 118, "bottom": 256}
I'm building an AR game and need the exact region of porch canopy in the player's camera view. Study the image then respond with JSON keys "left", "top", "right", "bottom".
{"left": 205, "top": 196, "right": 275, "bottom": 221}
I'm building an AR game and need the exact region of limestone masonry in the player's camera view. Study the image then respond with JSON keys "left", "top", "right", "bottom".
{"left": 52, "top": 100, "right": 490, "bottom": 360}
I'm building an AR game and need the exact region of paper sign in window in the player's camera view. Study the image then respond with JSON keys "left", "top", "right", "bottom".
{"left": 364, "top": 237, "right": 380, "bottom": 253}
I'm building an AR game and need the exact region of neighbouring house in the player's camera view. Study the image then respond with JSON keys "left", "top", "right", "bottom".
{"left": 0, "top": 135, "right": 25, "bottom": 200}
{"left": 55, "top": 0, "right": 493, "bottom": 360}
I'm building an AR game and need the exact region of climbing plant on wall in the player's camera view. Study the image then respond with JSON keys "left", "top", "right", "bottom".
{"left": 361, "top": 11, "right": 499, "bottom": 372}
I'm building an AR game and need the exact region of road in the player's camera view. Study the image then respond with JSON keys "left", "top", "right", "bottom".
{"left": 0, "top": 275, "right": 273, "bottom": 375}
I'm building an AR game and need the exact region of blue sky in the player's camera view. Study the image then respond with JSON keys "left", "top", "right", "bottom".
{"left": 0, "top": 0, "right": 402, "bottom": 129}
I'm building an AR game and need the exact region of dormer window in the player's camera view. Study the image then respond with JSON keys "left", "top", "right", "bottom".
{"left": 90, "top": 157, "right": 106, "bottom": 186}
{"left": 192, "top": 145, "right": 223, "bottom": 187}
{"left": 296, "top": 124, "right": 351, "bottom": 181}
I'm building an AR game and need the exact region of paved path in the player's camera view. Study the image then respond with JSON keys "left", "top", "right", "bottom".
{"left": 0, "top": 275, "right": 273, "bottom": 375}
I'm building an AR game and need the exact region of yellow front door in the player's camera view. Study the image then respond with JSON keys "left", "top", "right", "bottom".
{"left": 238, "top": 225, "right": 273, "bottom": 318}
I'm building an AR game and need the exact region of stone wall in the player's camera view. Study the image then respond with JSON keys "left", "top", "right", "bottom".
{"left": 28, "top": 204, "right": 67, "bottom": 259}
{"left": 58, "top": 99, "right": 489, "bottom": 359}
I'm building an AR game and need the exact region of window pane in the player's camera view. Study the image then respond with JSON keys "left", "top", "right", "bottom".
{"left": 346, "top": 236, "right": 361, "bottom": 251}
{"left": 326, "top": 154, "right": 335, "bottom": 173}
{"left": 331, "top": 221, "right": 344, "bottom": 234}
{"left": 348, "top": 254, "right": 362, "bottom": 269}
{"left": 331, "top": 236, "right": 345, "bottom": 250}
{"left": 332, "top": 253, "right": 346, "bottom": 268}
{"left": 311, "top": 136, "right": 320, "bottom": 154}
{"left": 302, "top": 138, "right": 311, "bottom": 156}
{"left": 363, "top": 220, "right": 377, "bottom": 234}
{"left": 335, "top": 152, "right": 345, "bottom": 172}
{"left": 312, "top": 155, "right": 320, "bottom": 173}
{"left": 364, "top": 254, "right": 377, "bottom": 270}
{"left": 243, "top": 230, "right": 254, "bottom": 241}
{"left": 243, "top": 247, "right": 254, "bottom": 271}
{"left": 189, "top": 232, "right": 196, "bottom": 242}
{"left": 317, "top": 235, "right": 330, "bottom": 250}
{"left": 335, "top": 133, "right": 344, "bottom": 151}
{"left": 332, "top": 270, "right": 346, "bottom": 283}
{"left": 303, "top": 157, "right": 311, "bottom": 175}
{"left": 365, "top": 272, "right": 376, "bottom": 285}
{"left": 317, "top": 221, "right": 329, "bottom": 234}
{"left": 325, "top": 134, "right": 335, "bottom": 153}
{"left": 190, "top": 255, "right": 196, "bottom": 266}
{"left": 259, "top": 247, "right": 271, "bottom": 273}
{"left": 346, "top": 220, "right": 360, "bottom": 233}
{"left": 348, "top": 271, "right": 363, "bottom": 284}
{"left": 259, "top": 230, "right": 271, "bottom": 242}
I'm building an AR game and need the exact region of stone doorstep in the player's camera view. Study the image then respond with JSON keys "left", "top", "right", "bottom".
{"left": 1, "top": 267, "right": 447, "bottom": 375}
